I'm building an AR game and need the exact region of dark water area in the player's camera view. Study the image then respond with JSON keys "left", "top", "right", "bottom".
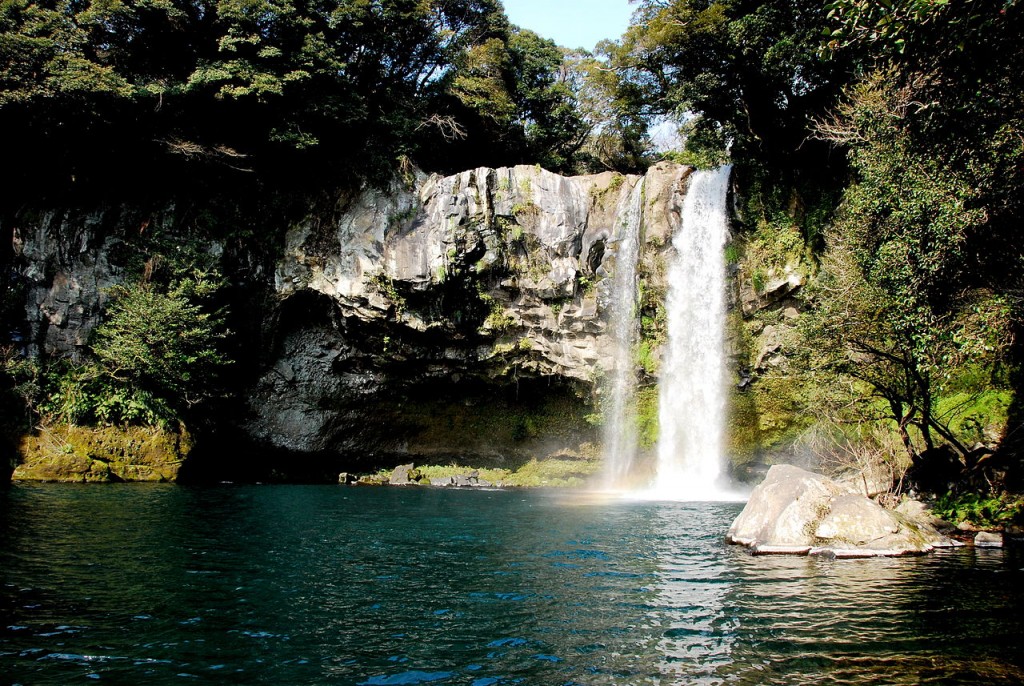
{"left": 1, "top": 485, "right": 1023, "bottom": 685}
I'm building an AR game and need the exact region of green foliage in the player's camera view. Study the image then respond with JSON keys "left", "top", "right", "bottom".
{"left": 481, "top": 298, "right": 515, "bottom": 333}
{"left": 726, "top": 387, "right": 762, "bottom": 464}
{"left": 416, "top": 454, "right": 600, "bottom": 488}
{"left": 750, "top": 269, "right": 766, "bottom": 294}
{"left": 634, "top": 385, "right": 659, "bottom": 450}
{"left": 932, "top": 491, "right": 1024, "bottom": 529}
{"left": 576, "top": 274, "right": 596, "bottom": 297}
{"left": 548, "top": 297, "right": 571, "bottom": 317}
{"left": 561, "top": 49, "right": 651, "bottom": 173}
{"left": 94, "top": 276, "right": 228, "bottom": 406}
{"left": 936, "top": 389, "right": 1013, "bottom": 449}
{"left": 505, "top": 456, "right": 599, "bottom": 487}
{"left": 801, "top": 42, "right": 1022, "bottom": 460}
{"left": 634, "top": 340, "right": 657, "bottom": 376}
{"left": 509, "top": 202, "right": 534, "bottom": 219}
{"left": 370, "top": 272, "right": 405, "bottom": 315}
{"left": 39, "top": 273, "right": 230, "bottom": 428}
{"left": 0, "top": 0, "right": 536, "bottom": 191}
{"left": 0, "top": 347, "right": 40, "bottom": 444}
{"left": 723, "top": 244, "right": 741, "bottom": 265}
{"left": 41, "top": 363, "right": 175, "bottom": 428}
{"left": 438, "top": 25, "right": 601, "bottom": 173}
{"left": 823, "top": 0, "right": 999, "bottom": 63}
{"left": 416, "top": 463, "right": 511, "bottom": 484}
{"left": 612, "top": 0, "right": 853, "bottom": 167}
{"left": 660, "top": 117, "right": 730, "bottom": 169}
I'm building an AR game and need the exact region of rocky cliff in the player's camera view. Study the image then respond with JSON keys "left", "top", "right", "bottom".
{"left": 250, "top": 163, "right": 686, "bottom": 459}
{"left": 7, "top": 163, "right": 726, "bottom": 479}
{"left": 4, "top": 159, "right": 815, "bottom": 482}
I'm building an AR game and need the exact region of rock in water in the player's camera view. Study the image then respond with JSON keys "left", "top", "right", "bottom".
{"left": 810, "top": 494, "right": 952, "bottom": 557}
{"left": 726, "top": 464, "right": 849, "bottom": 554}
{"left": 453, "top": 474, "right": 476, "bottom": 488}
{"left": 727, "top": 464, "right": 959, "bottom": 557}
{"left": 389, "top": 463, "right": 419, "bottom": 485}
{"left": 974, "top": 531, "right": 1004, "bottom": 548}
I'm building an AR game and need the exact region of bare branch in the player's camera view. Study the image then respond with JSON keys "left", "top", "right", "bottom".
{"left": 415, "top": 114, "right": 467, "bottom": 141}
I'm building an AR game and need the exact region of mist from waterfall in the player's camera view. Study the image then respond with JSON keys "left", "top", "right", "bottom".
{"left": 650, "top": 166, "right": 739, "bottom": 501}
{"left": 600, "top": 179, "right": 645, "bottom": 489}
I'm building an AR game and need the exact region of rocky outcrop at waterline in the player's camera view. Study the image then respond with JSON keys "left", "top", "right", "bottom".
{"left": 727, "top": 465, "right": 959, "bottom": 557}
{"left": 11, "top": 425, "right": 189, "bottom": 482}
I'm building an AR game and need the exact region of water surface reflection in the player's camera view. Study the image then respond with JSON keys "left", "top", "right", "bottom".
{"left": 1, "top": 485, "right": 1023, "bottom": 684}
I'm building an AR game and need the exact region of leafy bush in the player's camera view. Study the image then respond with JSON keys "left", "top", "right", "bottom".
{"left": 41, "top": 272, "right": 230, "bottom": 428}
{"left": 41, "top": 363, "right": 175, "bottom": 428}
{"left": 1, "top": 347, "right": 40, "bottom": 439}
{"left": 93, "top": 274, "right": 228, "bottom": 407}
{"left": 932, "top": 492, "right": 1024, "bottom": 529}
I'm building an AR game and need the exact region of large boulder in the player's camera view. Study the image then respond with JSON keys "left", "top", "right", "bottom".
{"left": 811, "top": 494, "right": 952, "bottom": 557}
{"left": 974, "top": 531, "right": 1004, "bottom": 548}
{"left": 727, "top": 464, "right": 849, "bottom": 554}
{"left": 727, "top": 464, "right": 959, "bottom": 557}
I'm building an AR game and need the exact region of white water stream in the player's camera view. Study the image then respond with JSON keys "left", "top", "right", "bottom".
{"left": 649, "top": 166, "right": 737, "bottom": 500}
{"left": 600, "top": 179, "right": 644, "bottom": 489}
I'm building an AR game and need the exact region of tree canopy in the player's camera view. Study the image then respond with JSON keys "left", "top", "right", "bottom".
{"left": 608, "top": 0, "right": 854, "bottom": 167}
{"left": 0, "top": 0, "right": 622, "bottom": 194}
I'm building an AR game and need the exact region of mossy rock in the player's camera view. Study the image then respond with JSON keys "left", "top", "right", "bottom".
{"left": 727, "top": 389, "right": 762, "bottom": 466}
{"left": 12, "top": 424, "right": 191, "bottom": 483}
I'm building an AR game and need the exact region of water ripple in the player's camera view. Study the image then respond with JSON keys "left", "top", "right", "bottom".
{"left": 2, "top": 486, "right": 1023, "bottom": 685}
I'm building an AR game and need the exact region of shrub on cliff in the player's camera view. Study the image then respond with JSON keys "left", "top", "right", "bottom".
{"left": 42, "top": 272, "right": 230, "bottom": 429}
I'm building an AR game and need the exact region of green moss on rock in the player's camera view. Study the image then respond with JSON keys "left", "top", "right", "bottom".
{"left": 727, "top": 389, "right": 762, "bottom": 466}
{"left": 13, "top": 424, "right": 191, "bottom": 482}
{"left": 635, "top": 385, "right": 660, "bottom": 450}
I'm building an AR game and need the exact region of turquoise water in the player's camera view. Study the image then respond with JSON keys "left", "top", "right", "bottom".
{"left": 1, "top": 484, "right": 1023, "bottom": 685}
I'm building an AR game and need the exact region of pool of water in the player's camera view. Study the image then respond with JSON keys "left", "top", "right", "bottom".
{"left": 1, "top": 484, "right": 1023, "bottom": 684}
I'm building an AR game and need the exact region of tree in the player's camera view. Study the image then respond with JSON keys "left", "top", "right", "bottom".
{"left": 806, "top": 57, "right": 1022, "bottom": 462}
{"left": 0, "top": 0, "right": 512, "bottom": 193}
{"left": 562, "top": 47, "right": 651, "bottom": 173}
{"left": 93, "top": 275, "right": 229, "bottom": 411}
{"left": 801, "top": 228, "right": 1012, "bottom": 462}
{"left": 435, "top": 25, "right": 593, "bottom": 172}
{"left": 610, "top": 0, "right": 854, "bottom": 167}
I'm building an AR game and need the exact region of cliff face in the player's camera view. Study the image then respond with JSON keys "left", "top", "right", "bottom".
{"left": 7, "top": 163, "right": 696, "bottom": 477}
{"left": 243, "top": 162, "right": 689, "bottom": 466}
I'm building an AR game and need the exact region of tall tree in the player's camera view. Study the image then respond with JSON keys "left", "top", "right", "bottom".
{"left": 806, "top": 0, "right": 1024, "bottom": 462}
{"left": 433, "top": 25, "right": 592, "bottom": 173}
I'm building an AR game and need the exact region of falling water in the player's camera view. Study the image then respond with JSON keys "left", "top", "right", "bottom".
{"left": 601, "top": 179, "right": 645, "bottom": 489}
{"left": 651, "top": 166, "right": 736, "bottom": 500}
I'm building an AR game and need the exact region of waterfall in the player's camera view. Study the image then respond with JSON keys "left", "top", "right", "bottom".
{"left": 651, "top": 166, "right": 734, "bottom": 500}
{"left": 601, "top": 179, "right": 645, "bottom": 489}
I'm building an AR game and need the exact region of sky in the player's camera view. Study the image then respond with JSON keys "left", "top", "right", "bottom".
{"left": 502, "top": 0, "right": 635, "bottom": 51}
